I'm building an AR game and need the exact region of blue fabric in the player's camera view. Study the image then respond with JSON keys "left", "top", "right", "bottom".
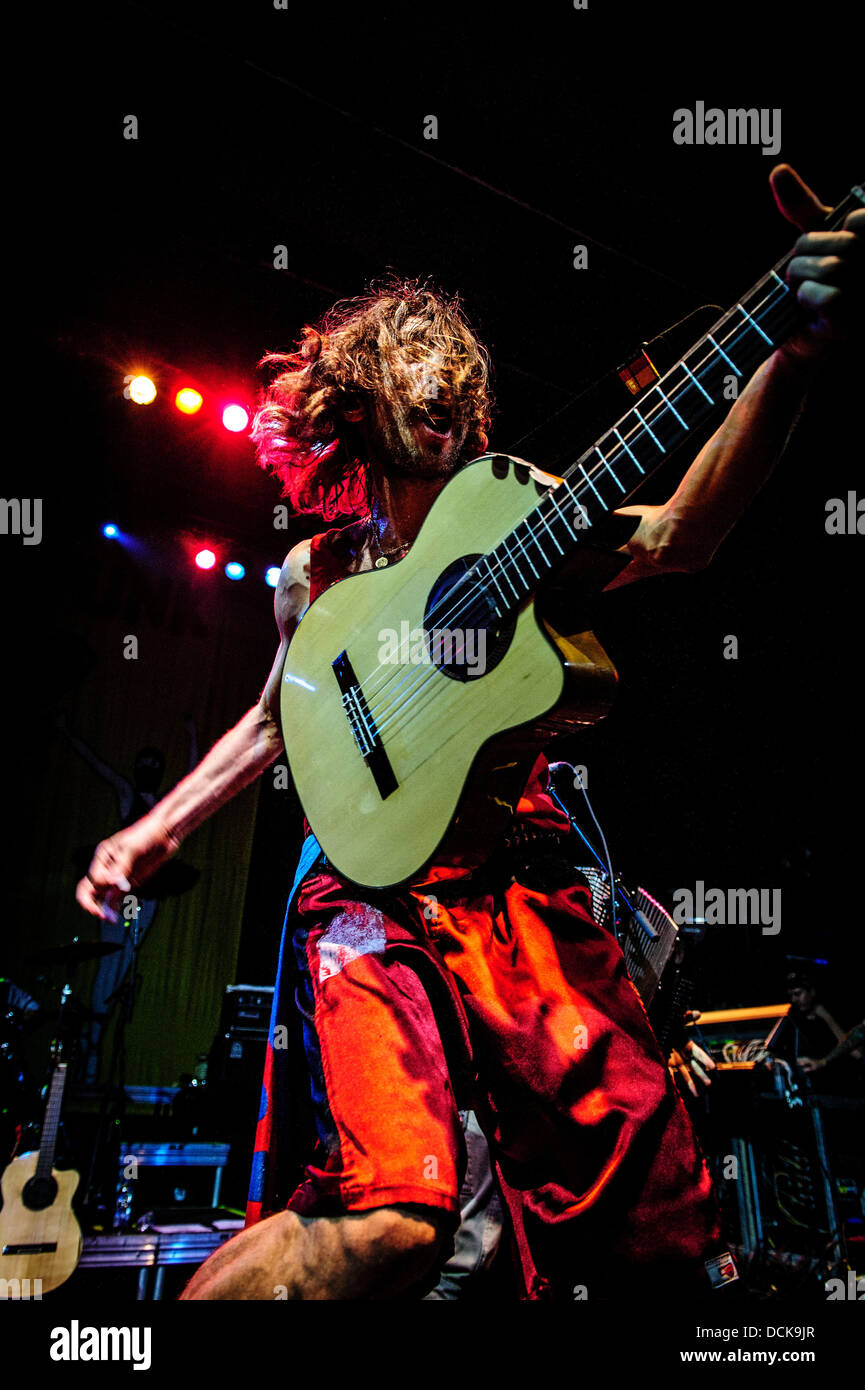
{"left": 262, "top": 834, "right": 326, "bottom": 1049}
{"left": 246, "top": 834, "right": 325, "bottom": 1215}
{"left": 289, "top": 834, "right": 327, "bottom": 908}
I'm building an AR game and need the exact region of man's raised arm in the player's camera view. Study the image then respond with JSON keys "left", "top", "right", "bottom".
{"left": 605, "top": 165, "right": 862, "bottom": 588}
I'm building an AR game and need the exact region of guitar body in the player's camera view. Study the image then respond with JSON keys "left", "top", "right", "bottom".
{"left": 0, "top": 1152, "right": 82, "bottom": 1295}
{"left": 282, "top": 454, "right": 618, "bottom": 887}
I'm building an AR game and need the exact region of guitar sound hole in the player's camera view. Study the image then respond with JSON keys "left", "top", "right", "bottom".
{"left": 22, "top": 1175, "right": 58, "bottom": 1211}
{"left": 423, "top": 555, "right": 517, "bottom": 682}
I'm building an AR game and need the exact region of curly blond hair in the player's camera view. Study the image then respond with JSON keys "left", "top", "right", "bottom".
{"left": 251, "top": 276, "right": 493, "bottom": 519}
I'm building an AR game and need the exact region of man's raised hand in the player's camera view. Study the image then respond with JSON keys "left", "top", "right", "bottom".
{"left": 770, "top": 163, "right": 863, "bottom": 364}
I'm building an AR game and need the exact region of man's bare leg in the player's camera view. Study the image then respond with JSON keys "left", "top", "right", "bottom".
{"left": 180, "top": 1204, "right": 448, "bottom": 1300}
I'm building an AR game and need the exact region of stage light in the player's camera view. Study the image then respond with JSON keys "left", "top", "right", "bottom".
{"left": 265, "top": 566, "right": 280, "bottom": 588}
{"left": 225, "top": 561, "right": 245, "bottom": 581}
{"left": 195, "top": 549, "right": 217, "bottom": 570}
{"left": 222, "top": 404, "right": 249, "bottom": 433}
{"left": 176, "top": 388, "right": 203, "bottom": 415}
{"left": 129, "top": 375, "right": 157, "bottom": 405}
{"left": 102, "top": 523, "right": 119, "bottom": 539}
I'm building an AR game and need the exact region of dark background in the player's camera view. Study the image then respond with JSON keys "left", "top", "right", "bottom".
{"left": 6, "top": 0, "right": 862, "bottom": 1039}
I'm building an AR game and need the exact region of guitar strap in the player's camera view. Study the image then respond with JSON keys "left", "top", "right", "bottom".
{"left": 245, "top": 832, "right": 324, "bottom": 1226}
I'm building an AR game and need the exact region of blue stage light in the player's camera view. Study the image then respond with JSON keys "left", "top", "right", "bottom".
{"left": 102, "top": 523, "right": 119, "bottom": 538}
{"left": 265, "top": 566, "right": 280, "bottom": 588}
{"left": 225, "top": 561, "right": 245, "bottom": 581}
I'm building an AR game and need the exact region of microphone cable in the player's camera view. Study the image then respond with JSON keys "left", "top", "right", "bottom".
{"left": 547, "top": 760, "right": 631, "bottom": 945}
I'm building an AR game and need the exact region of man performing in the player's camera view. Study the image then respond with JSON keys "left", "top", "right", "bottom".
{"left": 76, "top": 165, "right": 862, "bottom": 1300}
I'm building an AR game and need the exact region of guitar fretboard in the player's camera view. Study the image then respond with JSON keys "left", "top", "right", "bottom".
{"left": 458, "top": 184, "right": 863, "bottom": 624}
{"left": 35, "top": 1064, "right": 68, "bottom": 1181}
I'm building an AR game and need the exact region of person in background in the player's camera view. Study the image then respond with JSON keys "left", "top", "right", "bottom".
{"left": 57, "top": 712, "right": 200, "bottom": 1082}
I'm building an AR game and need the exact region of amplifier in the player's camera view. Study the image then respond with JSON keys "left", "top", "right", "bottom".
{"left": 221, "top": 984, "right": 274, "bottom": 1040}
{"left": 209, "top": 984, "right": 273, "bottom": 1089}
{"left": 202, "top": 986, "right": 276, "bottom": 1208}
{"left": 205, "top": 982, "right": 313, "bottom": 1210}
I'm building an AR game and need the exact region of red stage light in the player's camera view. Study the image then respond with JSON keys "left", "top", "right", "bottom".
{"left": 222, "top": 404, "right": 249, "bottom": 433}
{"left": 195, "top": 548, "right": 217, "bottom": 570}
{"left": 176, "top": 388, "right": 203, "bottom": 415}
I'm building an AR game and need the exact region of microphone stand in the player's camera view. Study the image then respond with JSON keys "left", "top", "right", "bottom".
{"left": 82, "top": 910, "right": 144, "bottom": 1225}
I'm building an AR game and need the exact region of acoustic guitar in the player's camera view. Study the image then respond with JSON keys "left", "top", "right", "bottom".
{"left": 0, "top": 1056, "right": 82, "bottom": 1296}
{"left": 282, "top": 183, "right": 863, "bottom": 888}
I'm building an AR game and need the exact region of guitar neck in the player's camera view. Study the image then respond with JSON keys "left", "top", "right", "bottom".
{"left": 34, "top": 1063, "right": 68, "bottom": 1181}
{"left": 474, "top": 184, "right": 863, "bottom": 616}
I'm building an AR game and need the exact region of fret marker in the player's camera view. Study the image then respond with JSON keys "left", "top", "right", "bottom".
{"left": 707, "top": 333, "right": 741, "bottom": 376}
{"left": 770, "top": 268, "right": 790, "bottom": 296}
{"left": 536, "top": 497, "right": 565, "bottom": 555}
{"left": 525, "top": 515, "right": 551, "bottom": 567}
{"left": 578, "top": 464, "right": 606, "bottom": 507}
{"left": 595, "top": 445, "right": 625, "bottom": 492}
{"left": 737, "top": 303, "right": 773, "bottom": 346}
{"left": 612, "top": 426, "right": 644, "bottom": 474}
{"left": 633, "top": 405, "right": 666, "bottom": 455}
{"left": 653, "top": 382, "right": 688, "bottom": 431}
{"left": 511, "top": 523, "right": 539, "bottom": 578}
{"left": 682, "top": 361, "right": 714, "bottom": 404}
{"left": 549, "top": 485, "right": 582, "bottom": 540}
{"left": 558, "top": 477, "right": 594, "bottom": 530}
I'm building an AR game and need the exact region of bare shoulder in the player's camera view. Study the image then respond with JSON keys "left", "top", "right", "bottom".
{"left": 274, "top": 538, "right": 312, "bottom": 641}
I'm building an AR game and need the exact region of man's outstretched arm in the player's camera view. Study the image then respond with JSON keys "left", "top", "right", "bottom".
{"left": 75, "top": 541, "right": 311, "bottom": 922}
{"left": 605, "top": 164, "right": 862, "bottom": 588}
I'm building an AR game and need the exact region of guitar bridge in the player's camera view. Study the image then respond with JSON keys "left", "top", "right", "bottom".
{"left": 332, "top": 650, "right": 398, "bottom": 800}
{"left": 3, "top": 1242, "right": 58, "bottom": 1255}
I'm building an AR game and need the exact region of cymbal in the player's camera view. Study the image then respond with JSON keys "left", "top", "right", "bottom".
{"left": 28, "top": 938, "right": 122, "bottom": 965}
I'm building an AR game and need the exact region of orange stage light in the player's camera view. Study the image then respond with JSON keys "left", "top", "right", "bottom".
{"left": 175, "top": 388, "right": 204, "bottom": 415}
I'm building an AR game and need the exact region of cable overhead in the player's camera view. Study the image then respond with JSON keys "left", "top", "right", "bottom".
{"left": 242, "top": 57, "right": 695, "bottom": 295}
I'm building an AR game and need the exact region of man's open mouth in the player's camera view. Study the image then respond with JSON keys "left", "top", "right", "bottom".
{"left": 414, "top": 403, "right": 453, "bottom": 436}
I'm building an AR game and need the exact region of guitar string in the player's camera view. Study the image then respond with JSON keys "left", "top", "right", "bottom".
{"left": 365, "top": 277, "right": 789, "bottom": 740}
{"left": 359, "top": 182, "right": 860, "bottom": 716}
{"left": 368, "top": 270, "right": 791, "bottom": 699}
{"left": 352, "top": 272, "right": 793, "bottom": 748}
{"left": 364, "top": 275, "right": 790, "bottom": 747}
{"left": 308, "top": 188, "right": 857, "bottom": 765}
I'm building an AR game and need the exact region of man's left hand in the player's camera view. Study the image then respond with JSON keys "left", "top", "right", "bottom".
{"left": 770, "top": 164, "right": 863, "bottom": 367}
